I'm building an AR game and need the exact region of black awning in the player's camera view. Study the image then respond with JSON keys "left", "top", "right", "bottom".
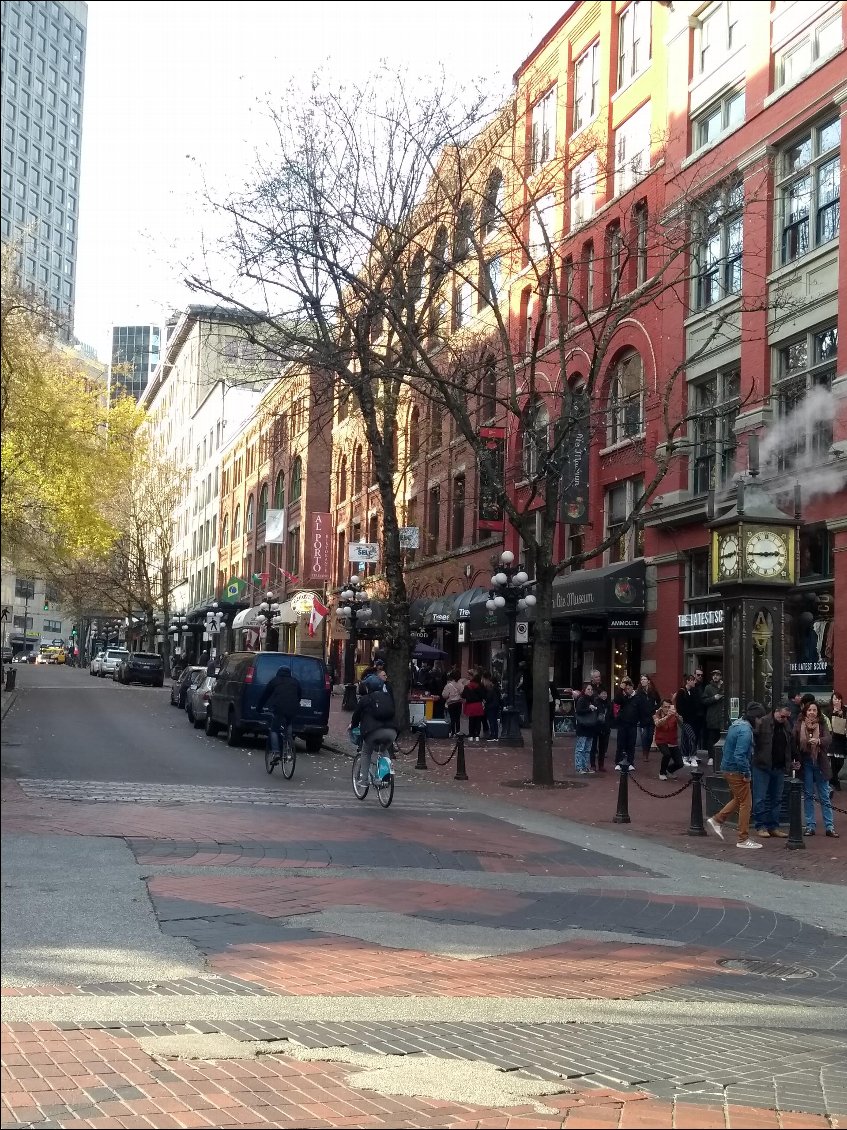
{"left": 466, "top": 588, "right": 530, "bottom": 641}
{"left": 551, "top": 560, "right": 646, "bottom": 619}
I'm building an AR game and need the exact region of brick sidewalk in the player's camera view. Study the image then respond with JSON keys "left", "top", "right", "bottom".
{"left": 323, "top": 700, "right": 847, "bottom": 884}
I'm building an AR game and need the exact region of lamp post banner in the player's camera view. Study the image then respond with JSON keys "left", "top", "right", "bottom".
{"left": 265, "top": 509, "right": 286, "bottom": 543}
{"left": 478, "top": 427, "right": 506, "bottom": 531}
{"left": 307, "top": 511, "right": 332, "bottom": 580}
{"left": 557, "top": 396, "right": 590, "bottom": 525}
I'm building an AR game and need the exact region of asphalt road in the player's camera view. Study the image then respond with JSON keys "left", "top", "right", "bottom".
{"left": 1, "top": 663, "right": 343, "bottom": 789}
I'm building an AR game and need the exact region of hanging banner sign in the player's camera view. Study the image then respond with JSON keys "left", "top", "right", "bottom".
{"left": 265, "top": 509, "right": 286, "bottom": 544}
{"left": 558, "top": 394, "right": 590, "bottom": 525}
{"left": 348, "top": 542, "right": 379, "bottom": 563}
{"left": 399, "top": 527, "right": 419, "bottom": 549}
{"left": 307, "top": 511, "right": 332, "bottom": 580}
{"left": 478, "top": 426, "right": 505, "bottom": 531}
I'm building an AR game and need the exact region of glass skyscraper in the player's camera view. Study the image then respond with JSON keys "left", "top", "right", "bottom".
{"left": 110, "top": 324, "right": 162, "bottom": 402}
{"left": 0, "top": 0, "right": 87, "bottom": 329}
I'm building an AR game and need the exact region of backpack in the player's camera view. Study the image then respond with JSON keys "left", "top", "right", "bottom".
{"left": 369, "top": 690, "right": 395, "bottom": 722}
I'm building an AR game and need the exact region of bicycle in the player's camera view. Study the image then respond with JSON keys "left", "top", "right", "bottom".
{"left": 264, "top": 714, "right": 296, "bottom": 779}
{"left": 352, "top": 736, "right": 395, "bottom": 808}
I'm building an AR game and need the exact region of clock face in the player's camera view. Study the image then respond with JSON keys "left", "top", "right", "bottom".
{"left": 744, "top": 529, "right": 789, "bottom": 579}
{"left": 718, "top": 534, "right": 740, "bottom": 579}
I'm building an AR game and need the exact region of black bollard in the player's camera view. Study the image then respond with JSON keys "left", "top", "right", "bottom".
{"left": 613, "top": 765, "right": 631, "bottom": 823}
{"left": 454, "top": 734, "right": 468, "bottom": 781}
{"left": 415, "top": 725, "right": 428, "bottom": 770}
{"left": 786, "top": 773, "right": 806, "bottom": 850}
{"left": 688, "top": 768, "right": 706, "bottom": 836}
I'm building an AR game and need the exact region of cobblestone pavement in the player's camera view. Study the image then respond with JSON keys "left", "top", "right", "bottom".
{"left": 2, "top": 672, "right": 845, "bottom": 1129}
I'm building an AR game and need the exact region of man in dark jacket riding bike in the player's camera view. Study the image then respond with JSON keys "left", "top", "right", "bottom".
{"left": 257, "top": 666, "right": 302, "bottom": 758}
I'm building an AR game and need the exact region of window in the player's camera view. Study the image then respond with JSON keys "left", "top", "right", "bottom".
{"left": 571, "top": 153, "right": 597, "bottom": 229}
{"left": 608, "top": 351, "right": 644, "bottom": 443}
{"left": 606, "top": 476, "right": 645, "bottom": 562}
{"left": 521, "top": 399, "right": 549, "bottom": 478}
{"left": 15, "top": 578, "right": 35, "bottom": 599}
{"left": 776, "top": 325, "right": 836, "bottom": 470}
{"left": 482, "top": 254, "right": 503, "bottom": 308}
{"left": 336, "top": 530, "right": 346, "bottom": 584}
{"left": 694, "top": 181, "right": 743, "bottom": 308}
{"left": 287, "top": 527, "right": 300, "bottom": 577}
{"left": 405, "top": 496, "right": 418, "bottom": 563}
{"left": 573, "top": 43, "right": 599, "bottom": 132}
{"left": 43, "top": 619, "right": 62, "bottom": 633}
{"left": 698, "top": 1, "right": 742, "bottom": 74}
{"left": 232, "top": 506, "right": 241, "bottom": 540}
{"left": 529, "top": 191, "right": 556, "bottom": 255}
{"left": 273, "top": 471, "right": 285, "bottom": 510}
{"left": 444, "top": 473, "right": 465, "bottom": 550}
{"left": 561, "top": 257, "right": 575, "bottom": 325}
{"left": 481, "top": 361, "right": 497, "bottom": 423}
{"left": 353, "top": 446, "right": 363, "bottom": 493}
{"left": 289, "top": 456, "right": 302, "bottom": 502}
{"left": 481, "top": 169, "right": 504, "bottom": 238}
{"left": 608, "top": 224, "right": 624, "bottom": 297}
{"left": 634, "top": 203, "right": 648, "bottom": 285}
{"left": 13, "top": 615, "right": 33, "bottom": 630}
{"left": 584, "top": 241, "right": 595, "bottom": 310}
{"left": 407, "top": 407, "right": 420, "bottom": 461}
{"left": 246, "top": 494, "right": 254, "bottom": 534}
{"left": 408, "top": 250, "right": 426, "bottom": 306}
{"left": 614, "top": 103, "right": 651, "bottom": 197}
{"left": 779, "top": 118, "right": 840, "bottom": 264}
{"left": 778, "top": 9, "right": 842, "bottom": 88}
{"left": 693, "top": 90, "right": 744, "bottom": 151}
{"left": 431, "top": 225, "right": 449, "bottom": 281}
{"left": 531, "top": 85, "right": 557, "bottom": 172}
{"left": 338, "top": 456, "right": 348, "bottom": 501}
{"left": 691, "top": 367, "right": 740, "bottom": 493}
{"left": 427, "top": 484, "right": 441, "bottom": 554}
{"left": 455, "top": 277, "right": 475, "bottom": 327}
{"left": 618, "top": 1, "right": 651, "bottom": 87}
{"left": 454, "top": 201, "right": 474, "bottom": 262}
{"left": 428, "top": 400, "right": 443, "bottom": 450}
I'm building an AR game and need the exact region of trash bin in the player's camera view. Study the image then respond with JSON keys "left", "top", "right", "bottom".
{"left": 5, "top": 668, "right": 17, "bottom": 691}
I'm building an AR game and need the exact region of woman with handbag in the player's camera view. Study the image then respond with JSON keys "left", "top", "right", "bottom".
{"left": 461, "top": 670, "right": 486, "bottom": 742}
{"left": 442, "top": 668, "right": 465, "bottom": 737}
{"left": 827, "top": 691, "right": 846, "bottom": 791}
{"left": 795, "top": 700, "right": 837, "bottom": 837}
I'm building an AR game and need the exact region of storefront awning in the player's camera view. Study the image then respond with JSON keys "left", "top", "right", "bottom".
{"left": 423, "top": 588, "right": 489, "bottom": 627}
{"left": 466, "top": 588, "right": 530, "bottom": 641}
{"left": 551, "top": 560, "right": 646, "bottom": 622}
{"left": 232, "top": 605, "right": 261, "bottom": 630}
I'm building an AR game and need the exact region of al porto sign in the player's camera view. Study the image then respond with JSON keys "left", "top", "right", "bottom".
{"left": 307, "top": 512, "right": 332, "bottom": 580}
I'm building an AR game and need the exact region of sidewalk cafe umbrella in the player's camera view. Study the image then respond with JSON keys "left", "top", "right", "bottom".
{"left": 413, "top": 642, "right": 448, "bottom": 661}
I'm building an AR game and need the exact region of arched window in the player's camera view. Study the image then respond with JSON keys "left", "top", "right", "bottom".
{"left": 258, "top": 483, "right": 269, "bottom": 523}
{"left": 290, "top": 456, "right": 302, "bottom": 502}
{"left": 353, "top": 446, "right": 363, "bottom": 493}
{"left": 273, "top": 470, "right": 285, "bottom": 510}
{"left": 454, "top": 201, "right": 474, "bottom": 261}
{"left": 432, "top": 225, "right": 449, "bottom": 281}
{"left": 608, "top": 350, "right": 644, "bottom": 443}
{"left": 481, "top": 169, "right": 504, "bottom": 238}
{"left": 246, "top": 494, "right": 254, "bottom": 533}
{"left": 409, "top": 249, "right": 426, "bottom": 306}
{"left": 221, "top": 514, "right": 229, "bottom": 546}
{"left": 521, "top": 398, "right": 549, "bottom": 478}
{"left": 369, "top": 451, "right": 378, "bottom": 485}
{"left": 233, "top": 505, "right": 241, "bottom": 540}
{"left": 338, "top": 456, "right": 348, "bottom": 502}
{"left": 408, "top": 406, "right": 420, "bottom": 461}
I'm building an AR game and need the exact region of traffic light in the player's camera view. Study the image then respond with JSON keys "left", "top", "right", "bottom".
{"left": 70, "top": 626, "right": 78, "bottom": 638}
{"left": 43, "top": 599, "right": 49, "bottom": 611}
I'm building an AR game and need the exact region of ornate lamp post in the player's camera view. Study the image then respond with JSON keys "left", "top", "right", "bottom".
{"left": 257, "top": 591, "right": 281, "bottom": 651}
{"left": 336, "top": 575, "right": 372, "bottom": 711}
{"left": 487, "top": 550, "right": 536, "bottom": 747}
{"left": 169, "top": 612, "right": 189, "bottom": 667}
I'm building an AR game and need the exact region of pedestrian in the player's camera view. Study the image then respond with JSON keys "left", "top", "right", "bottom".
{"left": 701, "top": 670, "right": 725, "bottom": 766}
{"left": 461, "top": 670, "right": 486, "bottom": 742}
{"left": 796, "top": 700, "right": 837, "bottom": 837}
{"left": 482, "top": 671, "right": 502, "bottom": 741}
{"left": 573, "top": 682, "right": 598, "bottom": 774}
{"left": 635, "top": 675, "right": 661, "bottom": 762}
{"left": 441, "top": 668, "right": 465, "bottom": 737}
{"left": 706, "top": 701, "right": 766, "bottom": 850}
{"left": 827, "top": 691, "right": 846, "bottom": 791}
{"left": 591, "top": 689, "right": 612, "bottom": 772}
{"left": 787, "top": 691, "right": 804, "bottom": 726}
{"left": 654, "top": 698, "right": 683, "bottom": 780}
{"left": 752, "top": 704, "right": 794, "bottom": 838}
{"left": 674, "top": 674, "right": 700, "bottom": 767}
{"left": 613, "top": 677, "right": 640, "bottom": 771}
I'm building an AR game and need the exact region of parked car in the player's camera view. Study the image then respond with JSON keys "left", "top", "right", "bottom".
{"left": 115, "top": 651, "right": 165, "bottom": 687}
{"left": 205, "top": 651, "right": 330, "bottom": 751}
{"left": 99, "top": 648, "right": 129, "bottom": 678}
{"left": 170, "top": 665, "right": 205, "bottom": 707}
{"left": 35, "top": 651, "right": 50, "bottom": 665}
{"left": 89, "top": 651, "right": 105, "bottom": 676}
{"left": 186, "top": 674, "right": 216, "bottom": 728}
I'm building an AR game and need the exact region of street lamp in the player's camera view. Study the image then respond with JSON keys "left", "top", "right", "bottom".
{"left": 487, "top": 550, "right": 536, "bottom": 747}
{"left": 335, "top": 575, "right": 372, "bottom": 711}
{"left": 257, "top": 591, "right": 281, "bottom": 651}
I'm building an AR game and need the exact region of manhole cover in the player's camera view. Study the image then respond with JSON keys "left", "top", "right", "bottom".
{"left": 717, "top": 958, "right": 817, "bottom": 980}
{"left": 501, "top": 779, "right": 587, "bottom": 790}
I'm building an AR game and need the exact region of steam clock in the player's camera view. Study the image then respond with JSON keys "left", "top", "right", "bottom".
{"left": 709, "top": 474, "right": 800, "bottom": 718}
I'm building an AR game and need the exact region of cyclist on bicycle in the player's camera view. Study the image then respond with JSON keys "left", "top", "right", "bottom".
{"left": 257, "top": 665, "right": 302, "bottom": 758}
{"left": 349, "top": 668, "right": 396, "bottom": 784}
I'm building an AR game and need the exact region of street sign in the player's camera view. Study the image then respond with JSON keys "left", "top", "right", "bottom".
{"left": 348, "top": 542, "right": 379, "bottom": 563}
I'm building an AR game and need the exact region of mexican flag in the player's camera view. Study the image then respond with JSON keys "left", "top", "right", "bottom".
{"left": 308, "top": 596, "right": 329, "bottom": 638}
{"left": 251, "top": 572, "right": 270, "bottom": 589}
{"left": 225, "top": 576, "right": 247, "bottom": 599}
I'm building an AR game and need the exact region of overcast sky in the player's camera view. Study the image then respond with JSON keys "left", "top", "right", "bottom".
{"left": 73, "top": 2, "right": 568, "bottom": 358}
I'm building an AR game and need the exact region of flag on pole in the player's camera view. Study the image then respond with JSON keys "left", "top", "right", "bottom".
{"left": 274, "top": 565, "right": 300, "bottom": 587}
{"left": 251, "top": 572, "right": 270, "bottom": 589}
{"left": 225, "top": 576, "right": 247, "bottom": 599}
{"left": 308, "top": 596, "right": 329, "bottom": 638}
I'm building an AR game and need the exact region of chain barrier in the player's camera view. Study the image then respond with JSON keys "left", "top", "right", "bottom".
{"left": 627, "top": 772, "right": 692, "bottom": 800}
{"left": 830, "top": 797, "right": 847, "bottom": 816}
{"left": 426, "top": 736, "right": 458, "bottom": 767}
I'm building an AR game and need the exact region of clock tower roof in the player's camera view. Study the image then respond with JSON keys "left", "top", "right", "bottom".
{"left": 709, "top": 479, "right": 797, "bottom": 529}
